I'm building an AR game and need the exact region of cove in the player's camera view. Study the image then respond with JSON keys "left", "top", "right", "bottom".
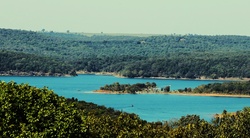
{"left": 0, "top": 74, "right": 249, "bottom": 122}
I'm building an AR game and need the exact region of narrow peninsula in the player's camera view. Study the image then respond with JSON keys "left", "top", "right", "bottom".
{"left": 95, "top": 82, "right": 170, "bottom": 94}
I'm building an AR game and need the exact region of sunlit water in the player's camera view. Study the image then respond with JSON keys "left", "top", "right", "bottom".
{"left": 1, "top": 74, "right": 249, "bottom": 122}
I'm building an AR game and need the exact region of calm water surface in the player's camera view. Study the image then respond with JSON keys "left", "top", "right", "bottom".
{"left": 1, "top": 74, "right": 249, "bottom": 122}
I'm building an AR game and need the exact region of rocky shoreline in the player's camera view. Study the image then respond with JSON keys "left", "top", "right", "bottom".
{"left": 2, "top": 70, "right": 250, "bottom": 81}
{"left": 93, "top": 89, "right": 166, "bottom": 94}
{"left": 0, "top": 71, "right": 67, "bottom": 77}
{"left": 167, "top": 92, "right": 250, "bottom": 98}
{"left": 76, "top": 71, "right": 250, "bottom": 81}
{"left": 93, "top": 90, "right": 250, "bottom": 98}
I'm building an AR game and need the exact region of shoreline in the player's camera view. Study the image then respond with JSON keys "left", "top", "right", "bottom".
{"left": 93, "top": 90, "right": 124, "bottom": 94}
{"left": 0, "top": 71, "right": 71, "bottom": 77}
{"left": 76, "top": 71, "right": 250, "bottom": 81}
{"left": 93, "top": 89, "right": 168, "bottom": 94}
{"left": 167, "top": 92, "right": 250, "bottom": 98}
{"left": 76, "top": 71, "right": 125, "bottom": 78}
{"left": 93, "top": 90, "right": 250, "bottom": 98}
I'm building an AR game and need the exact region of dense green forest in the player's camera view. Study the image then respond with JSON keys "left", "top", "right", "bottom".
{"left": 1, "top": 28, "right": 250, "bottom": 78}
{"left": 1, "top": 81, "right": 250, "bottom": 137}
{"left": 0, "top": 50, "right": 76, "bottom": 76}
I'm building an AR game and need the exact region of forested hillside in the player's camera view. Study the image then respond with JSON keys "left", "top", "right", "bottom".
{"left": 0, "top": 50, "right": 76, "bottom": 76}
{"left": 1, "top": 28, "right": 250, "bottom": 78}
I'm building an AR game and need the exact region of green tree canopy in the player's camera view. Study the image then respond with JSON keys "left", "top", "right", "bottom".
{"left": 0, "top": 81, "right": 86, "bottom": 137}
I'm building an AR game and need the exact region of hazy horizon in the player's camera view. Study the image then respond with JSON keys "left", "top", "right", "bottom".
{"left": 1, "top": 0, "right": 250, "bottom": 36}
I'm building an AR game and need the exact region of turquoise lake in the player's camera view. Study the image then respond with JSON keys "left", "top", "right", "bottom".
{"left": 1, "top": 74, "right": 249, "bottom": 122}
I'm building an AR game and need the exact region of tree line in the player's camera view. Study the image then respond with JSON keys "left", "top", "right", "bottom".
{"left": 193, "top": 81, "right": 250, "bottom": 95}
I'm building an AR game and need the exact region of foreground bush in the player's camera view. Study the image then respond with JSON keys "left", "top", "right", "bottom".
{"left": 0, "top": 81, "right": 86, "bottom": 137}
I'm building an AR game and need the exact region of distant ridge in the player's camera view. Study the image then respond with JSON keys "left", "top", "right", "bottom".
{"left": 0, "top": 28, "right": 250, "bottom": 78}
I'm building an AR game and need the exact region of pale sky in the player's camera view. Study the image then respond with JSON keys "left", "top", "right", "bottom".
{"left": 1, "top": 0, "right": 250, "bottom": 36}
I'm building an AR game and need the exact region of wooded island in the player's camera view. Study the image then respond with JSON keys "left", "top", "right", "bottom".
{"left": 96, "top": 82, "right": 170, "bottom": 94}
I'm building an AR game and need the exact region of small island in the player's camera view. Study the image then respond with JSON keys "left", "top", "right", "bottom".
{"left": 95, "top": 82, "right": 170, "bottom": 94}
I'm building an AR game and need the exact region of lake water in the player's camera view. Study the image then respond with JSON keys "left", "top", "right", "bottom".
{"left": 1, "top": 74, "right": 249, "bottom": 122}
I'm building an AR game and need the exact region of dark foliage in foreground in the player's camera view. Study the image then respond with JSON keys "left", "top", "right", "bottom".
{"left": 0, "top": 81, "right": 85, "bottom": 137}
